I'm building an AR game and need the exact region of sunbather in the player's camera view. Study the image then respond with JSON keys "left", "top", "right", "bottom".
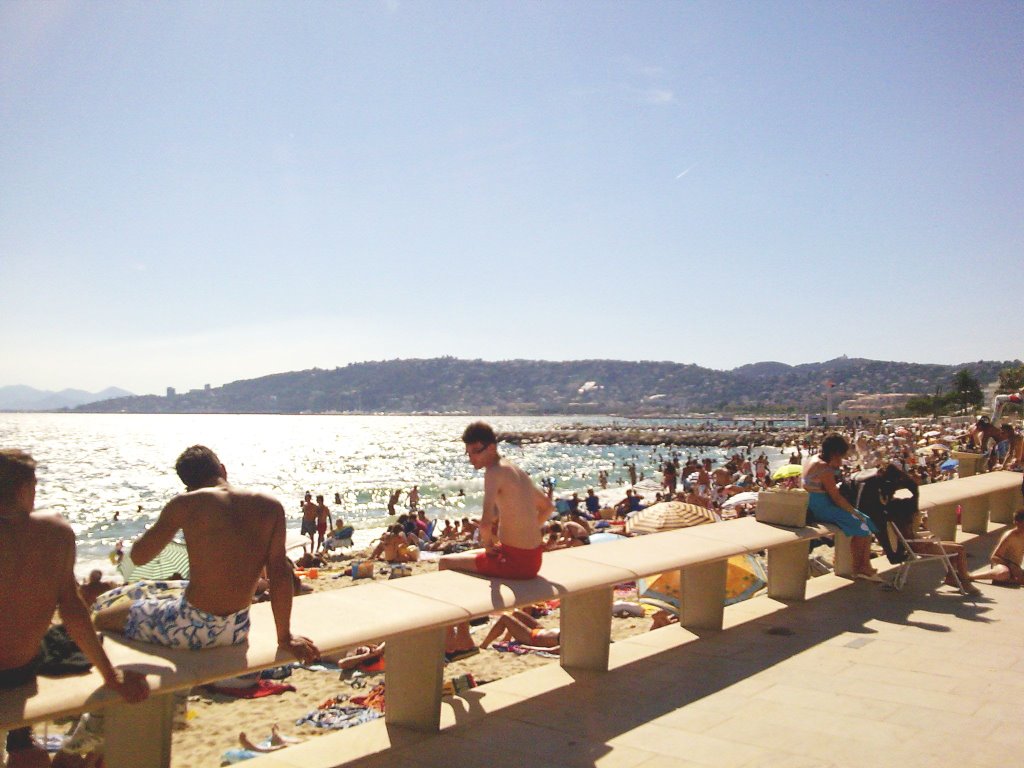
{"left": 479, "top": 610, "right": 560, "bottom": 650}
{"left": 970, "top": 509, "right": 1024, "bottom": 585}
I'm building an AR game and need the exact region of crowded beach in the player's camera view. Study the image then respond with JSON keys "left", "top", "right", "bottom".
{"left": 2, "top": 406, "right": 1023, "bottom": 767}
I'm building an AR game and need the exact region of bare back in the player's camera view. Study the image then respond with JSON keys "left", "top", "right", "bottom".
{"left": 137, "top": 484, "right": 284, "bottom": 616}
{"left": 485, "top": 459, "right": 549, "bottom": 550}
{"left": 0, "top": 513, "right": 75, "bottom": 670}
{"left": 993, "top": 528, "right": 1024, "bottom": 566}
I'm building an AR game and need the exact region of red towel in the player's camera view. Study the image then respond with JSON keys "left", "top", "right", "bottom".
{"left": 208, "top": 680, "right": 297, "bottom": 699}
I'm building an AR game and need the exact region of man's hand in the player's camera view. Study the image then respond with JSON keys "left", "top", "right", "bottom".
{"left": 105, "top": 668, "right": 150, "bottom": 703}
{"left": 281, "top": 634, "right": 320, "bottom": 664}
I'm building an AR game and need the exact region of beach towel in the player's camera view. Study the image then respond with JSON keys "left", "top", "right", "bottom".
{"left": 207, "top": 680, "right": 296, "bottom": 699}
{"left": 294, "top": 693, "right": 383, "bottom": 730}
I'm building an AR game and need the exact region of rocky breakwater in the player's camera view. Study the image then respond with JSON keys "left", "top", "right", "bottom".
{"left": 499, "top": 425, "right": 819, "bottom": 449}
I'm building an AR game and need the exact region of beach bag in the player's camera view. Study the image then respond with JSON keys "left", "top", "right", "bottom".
{"left": 350, "top": 561, "right": 374, "bottom": 579}
{"left": 756, "top": 489, "right": 809, "bottom": 527}
{"left": 389, "top": 564, "right": 412, "bottom": 579}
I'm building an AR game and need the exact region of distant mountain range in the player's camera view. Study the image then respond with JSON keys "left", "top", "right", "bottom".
{"left": 66, "top": 356, "right": 1021, "bottom": 416}
{"left": 0, "top": 385, "right": 134, "bottom": 412}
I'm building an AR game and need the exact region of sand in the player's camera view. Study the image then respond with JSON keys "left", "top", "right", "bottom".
{"left": 153, "top": 550, "right": 656, "bottom": 767}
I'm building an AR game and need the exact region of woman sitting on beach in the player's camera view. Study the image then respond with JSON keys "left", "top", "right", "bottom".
{"left": 803, "top": 433, "right": 881, "bottom": 581}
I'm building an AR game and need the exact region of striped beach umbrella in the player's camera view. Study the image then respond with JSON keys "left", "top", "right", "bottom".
{"left": 118, "top": 540, "right": 190, "bottom": 582}
{"left": 625, "top": 501, "right": 717, "bottom": 535}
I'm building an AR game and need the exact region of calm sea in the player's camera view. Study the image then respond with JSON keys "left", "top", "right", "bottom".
{"left": 0, "top": 413, "right": 795, "bottom": 577}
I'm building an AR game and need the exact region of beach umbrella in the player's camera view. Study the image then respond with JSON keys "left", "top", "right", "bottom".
{"left": 625, "top": 501, "right": 717, "bottom": 534}
{"left": 721, "top": 491, "right": 759, "bottom": 509}
{"left": 771, "top": 464, "right": 803, "bottom": 481}
{"left": 118, "top": 540, "right": 190, "bottom": 582}
{"left": 638, "top": 554, "right": 767, "bottom": 609}
{"left": 940, "top": 458, "right": 959, "bottom": 472}
{"left": 924, "top": 430, "right": 942, "bottom": 438}
{"left": 915, "top": 443, "right": 949, "bottom": 455}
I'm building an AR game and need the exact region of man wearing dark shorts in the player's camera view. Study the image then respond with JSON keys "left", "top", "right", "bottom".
{"left": 439, "top": 422, "right": 553, "bottom": 658}
{"left": 1, "top": 450, "right": 148, "bottom": 767}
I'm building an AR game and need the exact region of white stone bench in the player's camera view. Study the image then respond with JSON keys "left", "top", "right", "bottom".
{"left": 0, "top": 516, "right": 837, "bottom": 767}
{"left": 919, "top": 471, "right": 1023, "bottom": 541}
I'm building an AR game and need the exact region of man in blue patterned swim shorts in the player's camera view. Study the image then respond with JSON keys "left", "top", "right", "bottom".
{"left": 94, "top": 446, "right": 320, "bottom": 662}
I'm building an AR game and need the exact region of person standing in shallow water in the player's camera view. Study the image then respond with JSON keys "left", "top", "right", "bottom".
{"left": 439, "top": 422, "right": 553, "bottom": 658}
{"left": 0, "top": 449, "right": 149, "bottom": 767}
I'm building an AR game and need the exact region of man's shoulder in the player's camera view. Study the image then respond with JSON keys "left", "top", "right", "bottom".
{"left": 26, "top": 511, "right": 74, "bottom": 538}
{"left": 181, "top": 485, "right": 283, "bottom": 514}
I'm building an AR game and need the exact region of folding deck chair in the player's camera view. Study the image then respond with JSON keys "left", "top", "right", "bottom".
{"left": 886, "top": 520, "right": 971, "bottom": 595}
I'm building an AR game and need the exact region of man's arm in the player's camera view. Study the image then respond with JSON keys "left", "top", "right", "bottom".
{"left": 130, "top": 496, "right": 187, "bottom": 565}
{"left": 478, "top": 469, "right": 498, "bottom": 549}
{"left": 534, "top": 485, "right": 554, "bottom": 524}
{"left": 55, "top": 528, "right": 148, "bottom": 703}
{"left": 266, "top": 502, "right": 320, "bottom": 662}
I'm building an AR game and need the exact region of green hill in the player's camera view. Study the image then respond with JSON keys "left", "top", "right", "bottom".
{"left": 73, "top": 356, "right": 1020, "bottom": 415}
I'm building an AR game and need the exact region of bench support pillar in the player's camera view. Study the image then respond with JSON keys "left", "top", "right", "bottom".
{"left": 385, "top": 626, "right": 446, "bottom": 732}
{"left": 990, "top": 485, "right": 1022, "bottom": 525}
{"left": 560, "top": 587, "right": 612, "bottom": 671}
{"left": 680, "top": 560, "right": 726, "bottom": 631}
{"left": 924, "top": 503, "right": 958, "bottom": 543}
{"left": 960, "top": 496, "right": 990, "bottom": 535}
{"left": 832, "top": 531, "right": 854, "bottom": 578}
{"left": 767, "top": 540, "right": 810, "bottom": 600}
{"left": 105, "top": 692, "right": 174, "bottom": 768}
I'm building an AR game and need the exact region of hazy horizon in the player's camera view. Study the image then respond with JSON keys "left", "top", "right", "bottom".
{"left": 4, "top": 2, "right": 1022, "bottom": 395}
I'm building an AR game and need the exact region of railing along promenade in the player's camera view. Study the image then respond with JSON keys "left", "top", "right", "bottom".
{"left": 1, "top": 471, "right": 1021, "bottom": 768}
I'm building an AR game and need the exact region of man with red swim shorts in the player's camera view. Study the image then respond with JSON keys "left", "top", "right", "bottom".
{"left": 440, "top": 421, "right": 554, "bottom": 660}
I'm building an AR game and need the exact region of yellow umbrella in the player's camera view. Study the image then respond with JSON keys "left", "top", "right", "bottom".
{"left": 638, "top": 554, "right": 768, "bottom": 608}
{"left": 771, "top": 464, "right": 803, "bottom": 481}
{"left": 625, "top": 501, "right": 717, "bottom": 534}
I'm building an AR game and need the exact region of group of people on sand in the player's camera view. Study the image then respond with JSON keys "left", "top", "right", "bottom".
{"left": 4, "top": 405, "right": 1023, "bottom": 765}
{"left": 299, "top": 491, "right": 334, "bottom": 552}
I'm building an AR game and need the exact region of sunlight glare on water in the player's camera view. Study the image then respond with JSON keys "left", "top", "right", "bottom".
{"left": 0, "top": 413, "right": 793, "bottom": 576}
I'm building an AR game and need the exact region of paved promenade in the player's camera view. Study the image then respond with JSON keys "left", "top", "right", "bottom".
{"left": 247, "top": 529, "right": 1022, "bottom": 768}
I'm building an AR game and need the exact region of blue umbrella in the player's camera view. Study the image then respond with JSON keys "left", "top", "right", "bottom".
{"left": 940, "top": 458, "right": 959, "bottom": 471}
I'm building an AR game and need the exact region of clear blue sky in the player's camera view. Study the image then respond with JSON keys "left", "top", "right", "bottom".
{"left": 2, "top": 1, "right": 1021, "bottom": 395}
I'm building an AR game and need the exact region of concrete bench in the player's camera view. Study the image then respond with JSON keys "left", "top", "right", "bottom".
{"left": 919, "top": 471, "right": 1023, "bottom": 541}
{"left": 0, "top": 517, "right": 838, "bottom": 767}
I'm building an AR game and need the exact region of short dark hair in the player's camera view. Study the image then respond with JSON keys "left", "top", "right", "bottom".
{"left": 462, "top": 421, "right": 497, "bottom": 446}
{"left": 1015, "top": 509, "right": 1024, "bottom": 524}
{"left": 819, "top": 433, "right": 850, "bottom": 461}
{"left": 0, "top": 449, "right": 36, "bottom": 505}
{"left": 174, "top": 445, "right": 223, "bottom": 490}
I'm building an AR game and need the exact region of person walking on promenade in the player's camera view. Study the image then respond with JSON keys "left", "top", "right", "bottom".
{"left": 439, "top": 422, "right": 553, "bottom": 659}
{"left": 1, "top": 450, "right": 149, "bottom": 767}
{"left": 94, "top": 445, "right": 319, "bottom": 663}
{"left": 803, "top": 434, "right": 881, "bottom": 581}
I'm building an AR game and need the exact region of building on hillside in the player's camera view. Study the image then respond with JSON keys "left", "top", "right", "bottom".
{"left": 837, "top": 393, "right": 914, "bottom": 420}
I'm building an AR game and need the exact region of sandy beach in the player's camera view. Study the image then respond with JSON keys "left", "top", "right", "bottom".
{"left": 158, "top": 550, "right": 654, "bottom": 768}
